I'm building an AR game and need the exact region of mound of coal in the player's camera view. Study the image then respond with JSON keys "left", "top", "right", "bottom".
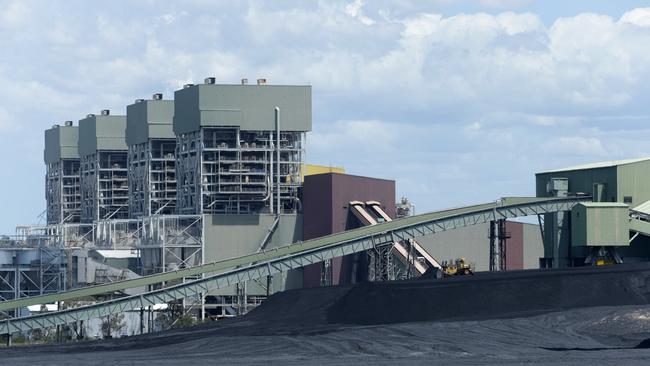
{"left": 326, "top": 263, "right": 650, "bottom": 325}
{"left": 244, "top": 285, "right": 350, "bottom": 327}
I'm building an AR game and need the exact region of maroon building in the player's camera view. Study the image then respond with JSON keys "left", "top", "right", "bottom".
{"left": 505, "top": 221, "right": 524, "bottom": 270}
{"left": 302, "top": 173, "right": 395, "bottom": 287}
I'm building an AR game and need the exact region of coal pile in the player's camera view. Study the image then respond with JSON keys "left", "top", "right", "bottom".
{"left": 326, "top": 263, "right": 650, "bottom": 325}
{"left": 5, "top": 264, "right": 650, "bottom": 365}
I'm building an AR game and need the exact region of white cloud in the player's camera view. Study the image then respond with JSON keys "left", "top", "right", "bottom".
{"left": 0, "top": 0, "right": 30, "bottom": 29}
{"left": 479, "top": 0, "right": 532, "bottom": 9}
{"left": 1, "top": 2, "right": 650, "bottom": 230}
{"left": 542, "top": 137, "right": 607, "bottom": 157}
{"left": 345, "top": 0, "right": 375, "bottom": 25}
{"left": 0, "top": 106, "right": 16, "bottom": 132}
{"left": 620, "top": 7, "right": 650, "bottom": 27}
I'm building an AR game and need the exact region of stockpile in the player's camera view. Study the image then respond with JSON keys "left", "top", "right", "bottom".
{"left": 246, "top": 263, "right": 650, "bottom": 326}
{"left": 327, "top": 263, "right": 650, "bottom": 324}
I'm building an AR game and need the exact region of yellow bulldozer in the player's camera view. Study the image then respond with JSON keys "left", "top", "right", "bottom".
{"left": 441, "top": 258, "right": 474, "bottom": 276}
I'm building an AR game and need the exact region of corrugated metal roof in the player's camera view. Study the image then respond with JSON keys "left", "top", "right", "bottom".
{"left": 537, "top": 157, "right": 650, "bottom": 174}
{"left": 633, "top": 200, "right": 650, "bottom": 215}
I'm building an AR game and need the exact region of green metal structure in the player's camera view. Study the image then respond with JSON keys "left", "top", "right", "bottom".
{"left": 571, "top": 203, "right": 630, "bottom": 247}
{"left": 536, "top": 158, "right": 650, "bottom": 267}
{"left": 0, "top": 196, "right": 588, "bottom": 335}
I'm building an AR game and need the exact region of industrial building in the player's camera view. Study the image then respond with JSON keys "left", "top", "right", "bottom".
{"left": 302, "top": 172, "right": 396, "bottom": 286}
{"left": 536, "top": 158, "right": 650, "bottom": 268}
{"left": 417, "top": 221, "right": 543, "bottom": 272}
{"left": 7, "top": 77, "right": 650, "bottom": 343}
{"left": 44, "top": 121, "right": 81, "bottom": 224}
{"left": 34, "top": 79, "right": 605, "bottom": 293}
{"left": 174, "top": 78, "right": 310, "bottom": 215}
{"left": 79, "top": 111, "right": 129, "bottom": 222}
{"left": 126, "top": 93, "right": 176, "bottom": 218}
{"left": 0, "top": 230, "right": 66, "bottom": 311}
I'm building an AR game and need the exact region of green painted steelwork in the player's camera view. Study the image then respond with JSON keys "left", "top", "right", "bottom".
{"left": 0, "top": 196, "right": 589, "bottom": 335}
{"left": 0, "top": 196, "right": 583, "bottom": 315}
{"left": 630, "top": 218, "right": 650, "bottom": 237}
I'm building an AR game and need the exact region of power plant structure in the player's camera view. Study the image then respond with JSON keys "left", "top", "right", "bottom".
{"left": 79, "top": 111, "right": 129, "bottom": 223}
{"left": 45, "top": 121, "right": 81, "bottom": 225}
{"left": 4, "top": 78, "right": 650, "bottom": 343}
{"left": 535, "top": 158, "right": 650, "bottom": 267}
{"left": 126, "top": 93, "right": 177, "bottom": 218}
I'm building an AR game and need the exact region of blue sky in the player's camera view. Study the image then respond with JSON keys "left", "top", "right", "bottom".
{"left": 1, "top": 0, "right": 650, "bottom": 232}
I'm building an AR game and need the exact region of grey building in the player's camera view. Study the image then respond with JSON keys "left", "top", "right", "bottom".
{"left": 126, "top": 94, "right": 176, "bottom": 218}
{"left": 137, "top": 79, "right": 312, "bottom": 313}
{"left": 79, "top": 111, "right": 129, "bottom": 222}
{"left": 173, "top": 78, "right": 311, "bottom": 215}
{"left": 44, "top": 121, "right": 81, "bottom": 224}
{"left": 416, "top": 221, "right": 543, "bottom": 272}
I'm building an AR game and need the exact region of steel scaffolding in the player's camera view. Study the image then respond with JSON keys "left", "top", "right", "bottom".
{"left": 0, "top": 231, "right": 66, "bottom": 308}
{"left": 94, "top": 219, "right": 143, "bottom": 249}
{"left": 128, "top": 140, "right": 176, "bottom": 218}
{"left": 139, "top": 215, "right": 203, "bottom": 275}
{"left": 176, "top": 128, "right": 304, "bottom": 215}
{"left": 45, "top": 159, "right": 81, "bottom": 224}
{"left": 81, "top": 152, "right": 129, "bottom": 222}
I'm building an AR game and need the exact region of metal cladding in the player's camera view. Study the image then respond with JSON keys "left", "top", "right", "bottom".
{"left": 78, "top": 114, "right": 128, "bottom": 155}
{"left": 126, "top": 96, "right": 175, "bottom": 146}
{"left": 535, "top": 157, "right": 650, "bottom": 268}
{"left": 44, "top": 123, "right": 79, "bottom": 164}
{"left": 173, "top": 82, "right": 309, "bottom": 215}
{"left": 571, "top": 202, "right": 630, "bottom": 247}
{"left": 302, "top": 173, "right": 396, "bottom": 287}
{"left": 535, "top": 157, "right": 650, "bottom": 206}
{"left": 173, "top": 83, "right": 312, "bottom": 134}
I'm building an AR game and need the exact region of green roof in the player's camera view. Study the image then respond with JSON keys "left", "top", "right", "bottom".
{"left": 537, "top": 157, "right": 650, "bottom": 174}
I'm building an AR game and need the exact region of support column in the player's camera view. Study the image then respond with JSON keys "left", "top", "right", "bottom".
{"left": 489, "top": 221, "right": 497, "bottom": 271}
{"left": 266, "top": 275, "right": 272, "bottom": 297}
{"left": 140, "top": 307, "right": 144, "bottom": 335}
{"left": 498, "top": 219, "right": 510, "bottom": 271}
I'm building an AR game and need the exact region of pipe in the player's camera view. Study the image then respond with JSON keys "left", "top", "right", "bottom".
{"left": 275, "top": 107, "right": 281, "bottom": 214}
{"left": 293, "top": 197, "right": 302, "bottom": 212}
{"left": 269, "top": 132, "right": 274, "bottom": 214}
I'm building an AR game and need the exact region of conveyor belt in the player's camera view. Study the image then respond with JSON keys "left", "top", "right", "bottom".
{"left": 0, "top": 196, "right": 588, "bottom": 334}
{"left": 365, "top": 201, "right": 441, "bottom": 270}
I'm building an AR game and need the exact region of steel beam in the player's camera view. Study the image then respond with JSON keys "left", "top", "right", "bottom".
{"left": 0, "top": 196, "right": 589, "bottom": 334}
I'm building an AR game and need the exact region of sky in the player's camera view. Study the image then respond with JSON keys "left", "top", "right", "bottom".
{"left": 1, "top": 0, "right": 650, "bottom": 232}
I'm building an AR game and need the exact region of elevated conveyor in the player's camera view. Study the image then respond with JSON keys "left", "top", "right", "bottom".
{"left": 0, "top": 196, "right": 588, "bottom": 335}
{"left": 350, "top": 201, "right": 431, "bottom": 277}
{"left": 365, "top": 201, "right": 442, "bottom": 271}
{"left": 629, "top": 200, "right": 650, "bottom": 238}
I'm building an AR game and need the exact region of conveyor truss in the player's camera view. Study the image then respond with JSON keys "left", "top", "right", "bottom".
{"left": 348, "top": 200, "right": 441, "bottom": 280}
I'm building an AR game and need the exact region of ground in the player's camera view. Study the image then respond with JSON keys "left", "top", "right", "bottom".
{"left": 4, "top": 265, "right": 650, "bottom": 365}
